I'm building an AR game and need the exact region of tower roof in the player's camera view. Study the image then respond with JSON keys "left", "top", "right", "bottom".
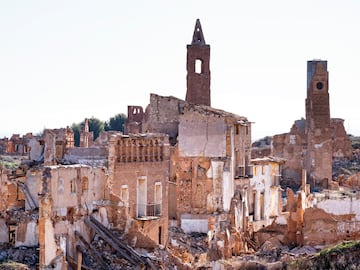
{"left": 191, "top": 19, "right": 206, "bottom": 45}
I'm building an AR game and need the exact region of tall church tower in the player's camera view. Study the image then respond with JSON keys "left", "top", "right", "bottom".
{"left": 186, "top": 19, "right": 211, "bottom": 106}
{"left": 305, "top": 60, "right": 332, "bottom": 185}
{"left": 306, "top": 60, "right": 330, "bottom": 129}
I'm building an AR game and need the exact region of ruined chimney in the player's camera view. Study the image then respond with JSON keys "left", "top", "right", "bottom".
{"left": 186, "top": 19, "right": 211, "bottom": 106}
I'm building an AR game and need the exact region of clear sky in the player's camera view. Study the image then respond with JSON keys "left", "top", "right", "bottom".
{"left": 1, "top": 0, "right": 360, "bottom": 141}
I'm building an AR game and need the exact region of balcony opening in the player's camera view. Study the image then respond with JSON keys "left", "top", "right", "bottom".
{"left": 137, "top": 178, "right": 147, "bottom": 217}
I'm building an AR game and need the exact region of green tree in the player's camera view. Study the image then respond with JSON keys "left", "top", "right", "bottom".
{"left": 71, "top": 122, "right": 82, "bottom": 147}
{"left": 104, "top": 113, "right": 127, "bottom": 132}
{"left": 88, "top": 117, "right": 105, "bottom": 140}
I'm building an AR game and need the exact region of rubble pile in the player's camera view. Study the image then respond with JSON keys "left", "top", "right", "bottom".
{"left": 84, "top": 237, "right": 134, "bottom": 270}
{"left": 166, "top": 226, "right": 210, "bottom": 268}
{"left": 0, "top": 243, "right": 38, "bottom": 269}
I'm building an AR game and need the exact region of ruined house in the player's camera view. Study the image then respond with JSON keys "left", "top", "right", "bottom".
{"left": 0, "top": 133, "right": 36, "bottom": 156}
{"left": 0, "top": 129, "right": 170, "bottom": 269}
{"left": 249, "top": 157, "right": 284, "bottom": 231}
{"left": 107, "top": 132, "right": 170, "bottom": 247}
{"left": 272, "top": 60, "right": 352, "bottom": 187}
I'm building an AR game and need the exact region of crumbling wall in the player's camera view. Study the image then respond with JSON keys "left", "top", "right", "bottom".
{"left": 172, "top": 152, "right": 222, "bottom": 217}
{"left": 15, "top": 220, "right": 38, "bottom": 247}
{"left": 35, "top": 165, "right": 108, "bottom": 267}
{"left": 302, "top": 207, "right": 360, "bottom": 246}
{"left": 142, "top": 94, "right": 186, "bottom": 145}
{"left": 306, "top": 128, "right": 333, "bottom": 186}
{"left": 179, "top": 108, "right": 226, "bottom": 157}
{"left": 0, "top": 171, "right": 25, "bottom": 210}
{"left": 272, "top": 119, "right": 306, "bottom": 186}
{"left": 315, "top": 195, "right": 360, "bottom": 221}
{"left": 49, "top": 165, "right": 108, "bottom": 216}
{"left": 248, "top": 158, "right": 284, "bottom": 232}
{"left": 331, "top": 118, "right": 353, "bottom": 159}
{"left": 125, "top": 106, "right": 144, "bottom": 134}
{"left": 107, "top": 133, "right": 170, "bottom": 247}
{"left": 28, "top": 138, "right": 43, "bottom": 161}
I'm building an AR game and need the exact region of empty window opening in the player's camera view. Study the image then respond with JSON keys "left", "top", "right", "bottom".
{"left": 70, "top": 180, "right": 76, "bottom": 193}
{"left": 260, "top": 192, "right": 264, "bottom": 220}
{"left": 121, "top": 185, "right": 129, "bottom": 204}
{"left": 9, "top": 225, "right": 16, "bottom": 244}
{"left": 155, "top": 182, "right": 162, "bottom": 216}
{"left": 158, "top": 226, "right": 162, "bottom": 245}
{"left": 195, "top": 59, "right": 202, "bottom": 74}
{"left": 137, "top": 178, "right": 147, "bottom": 217}
{"left": 82, "top": 176, "right": 88, "bottom": 191}
{"left": 235, "top": 124, "right": 239, "bottom": 135}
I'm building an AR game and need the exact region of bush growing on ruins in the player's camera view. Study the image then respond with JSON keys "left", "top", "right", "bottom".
{"left": 0, "top": 156, "right": 20, "bottom": 170}
{"left": 104, "top": 113, "right": 127, "bottom": 132}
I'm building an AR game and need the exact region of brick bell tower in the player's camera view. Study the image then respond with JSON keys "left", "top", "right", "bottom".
{"left": 306, "top": 60, "right": 330, "bottom": 129}
{"left": 186, "top": 19, "right": 211, "bottom": 106}
{"left": 305, "top": 60, "right": 332, "bottom": 186}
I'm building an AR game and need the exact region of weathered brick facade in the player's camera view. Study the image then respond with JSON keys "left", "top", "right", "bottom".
{"left": 107, "top": 133, "right": 170, "bottom": 246}
{"left": 272, "top": 60, "right": 352, "bottom": 187}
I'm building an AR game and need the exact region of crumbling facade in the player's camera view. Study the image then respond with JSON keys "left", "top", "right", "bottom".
{"left": 249, "top": 157, "right": 284, "bottom": 231}
{"left": 107, "top": 133, "right": 170, "bottom": 246}
{"left": 174, "top": 104, "right": 251, "bottom": 224}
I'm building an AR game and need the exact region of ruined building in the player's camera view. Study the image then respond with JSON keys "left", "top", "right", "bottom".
{"left": 272, "top": 60, "right": 352, "bottom": 187}
{"left": 125, "top": 19, "right": 253, "bottom": 234}
{"left": 0, "top": 133, "right": 36, "bottom": 156}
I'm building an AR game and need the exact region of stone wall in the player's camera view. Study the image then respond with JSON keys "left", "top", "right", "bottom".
{"left": 142, "top": 94, "right": 187, "bottom": 145}
{"left": 272, "top": 119, "right": 306, "bottom": 185}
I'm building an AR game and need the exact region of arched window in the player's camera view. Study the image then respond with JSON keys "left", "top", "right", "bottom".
{"left": 195, "top": 59, "right": 202, "bottom": 74}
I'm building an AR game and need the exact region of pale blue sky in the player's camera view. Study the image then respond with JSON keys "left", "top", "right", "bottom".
{"left": 1, "top": 1, "right": 359, "bottom": 140}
